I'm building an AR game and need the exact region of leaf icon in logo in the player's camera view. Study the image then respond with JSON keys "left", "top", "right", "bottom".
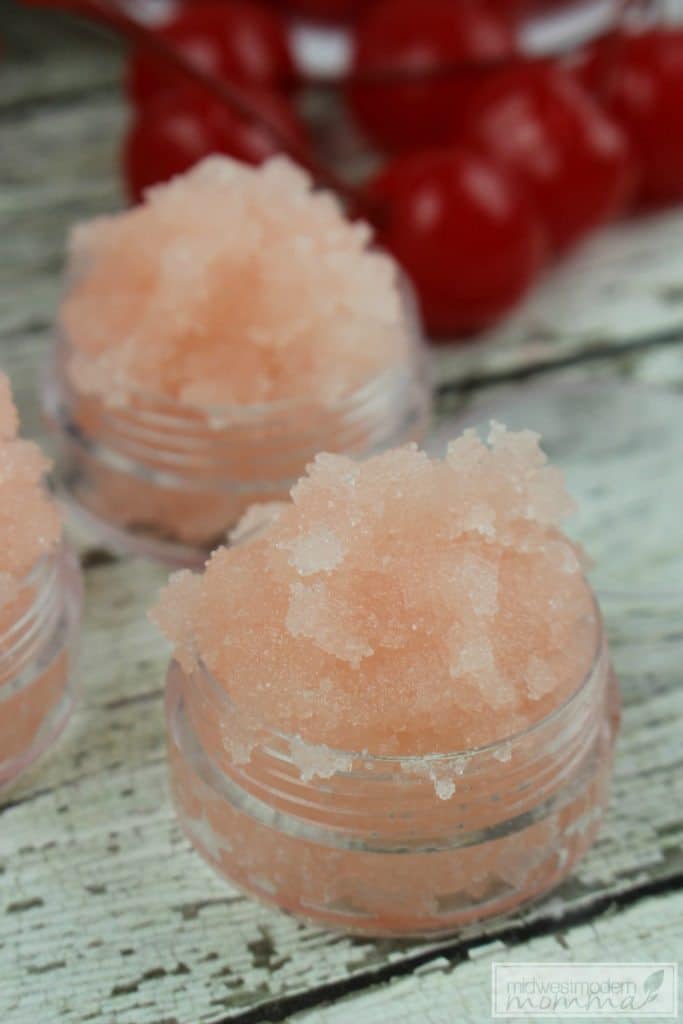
{"left": 643, "top": 969, "right": 665, "bottom": 1004}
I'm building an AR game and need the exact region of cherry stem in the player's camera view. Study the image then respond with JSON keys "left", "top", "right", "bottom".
{"left": 24, "top": 0, "right": 373, "bottom": 215}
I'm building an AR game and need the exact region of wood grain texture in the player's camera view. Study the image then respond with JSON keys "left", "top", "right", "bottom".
{"left": 287, "top": 889, "right": 683, "bottom": 1023}
{"left": 1, "top": 4, "right": 682, "bottom": 1022}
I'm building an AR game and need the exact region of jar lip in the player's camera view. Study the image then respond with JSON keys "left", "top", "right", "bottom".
{"left": 187, "top": 585, "right": 606, "bottom": 767}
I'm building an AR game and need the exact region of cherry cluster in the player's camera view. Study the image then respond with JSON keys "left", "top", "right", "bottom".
{"left": 32, "top": 0, "right": 683, "bottom": 338}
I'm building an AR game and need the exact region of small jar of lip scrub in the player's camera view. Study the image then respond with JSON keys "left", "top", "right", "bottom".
{"left": 153, "top": 427, "right": 620, "bottom": 936}
{"left": 45, "top": 156, "right": 430, "bottom": 567}
{"left": 0, "top": 374, "right": 82, "bottom": 787}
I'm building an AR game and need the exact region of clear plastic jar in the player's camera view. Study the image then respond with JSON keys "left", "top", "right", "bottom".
{"left": 165, "top": 605, "right": 620, "bottom": 937}
{"left": 0, "top": 544, "right": 83, "bottom": 788}
{"left": 44, "top": 315, "right": 430, "bottom": 568}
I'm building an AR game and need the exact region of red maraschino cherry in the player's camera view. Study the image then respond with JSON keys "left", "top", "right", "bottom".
{"left": 127, "top": 1, "right": 295, "bottom": 106}
{"left": 459, "top": 64, "right": 635, "bottom": 252}
{"left": 368, "top": 147, "right": 546, "bottom": 337}
{"left": 347, "top": 0, "right": 517, "bottom": 152}
{"left": 602, "top": 30, "right": 683, "bottom": 207}
{"left": 284, "top": 0, "right": 370, "bottom": 21}
{"left": 124, "top": 84, "right": 309, "bottom": 202}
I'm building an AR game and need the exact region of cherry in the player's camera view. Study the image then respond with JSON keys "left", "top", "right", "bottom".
{"left": 124, "top": 85, "right": 309, "bottom": 203}
{"left": 283, "top": 0, "right": 370, "bottom": 21}
{"left": 347, "top": 0, "right": 517, "bottom": 153}
{"left": 600, "top": 30, "right": 683, "bottom": 207}
{"left": 459, "top": 64, "right": 634, "bottom": 252}
{"left": 368, "top": 147, "right": 545, "bottom": 337}
{"left": 127, "top": 1, "right": 295, "bottom": 107}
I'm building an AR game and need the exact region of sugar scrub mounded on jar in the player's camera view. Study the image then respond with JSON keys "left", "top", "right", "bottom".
{"left": 47, "top": 156, "right": 429, "bottom": 564}
{"left": 0, "top": 373, "right": 82, "bottom": 786}
{"left": 155, "top": 426, "right": 620, "bottom": 936}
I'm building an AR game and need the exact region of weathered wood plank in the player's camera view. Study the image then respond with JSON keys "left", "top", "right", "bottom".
{"left": 286, "top": 889, "right": 683, "bottom": 1023}
{"left": 0, "top": 5, "right": 121, "bottom": 111}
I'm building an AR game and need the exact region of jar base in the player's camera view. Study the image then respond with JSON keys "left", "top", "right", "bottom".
{"left": 165, "top": 671, "right": 616, "bottom": 939}
{"left": 171, "top": 787, "right": 603, "bottom": 940}
{"left": 0, "top": 683, "right": 77, "bottom": 790}
{"left": 0, "top": 548, "right": 83, "bottom": 789}
{"left": 55, "top": 484, "right": 211, "bottom": 569}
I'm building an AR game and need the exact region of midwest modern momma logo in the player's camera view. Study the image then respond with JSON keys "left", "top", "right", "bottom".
{"left": 491, "top": 962, "right": 678, "bottom": 1018}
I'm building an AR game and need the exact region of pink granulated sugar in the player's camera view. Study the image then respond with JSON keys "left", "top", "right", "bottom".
{"left": 153, "top": 425, "right": 598, "bottom": 756}
{"left": 60, "top": 156, "right": 408, "bottom": 409}
{"left": 0, "top": 372, "right": 61, "bottom": 603}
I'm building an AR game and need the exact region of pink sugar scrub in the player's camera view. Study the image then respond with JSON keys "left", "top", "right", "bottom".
{"left": 0, "top": 373, "right": 81, "bottom": 787}
{"left": 60, "top": 156, "right": 409, "bottom": 409}
{"left": 154, "top": 424, "right": 599, "bottom": 757}
{"left": 50, "top": 156, "right": 427, "bottom": 559}
{"left": 156, "top": 426, "right": 619, "bottom": 935}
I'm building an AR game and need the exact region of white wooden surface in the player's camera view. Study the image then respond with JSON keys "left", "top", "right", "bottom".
{"left": 1, "top": 6, "right": 682, "bottom": 1022}
{"left": 288, "top": 890, "right": 683, "bottom": 1023}
{"left": 287, "top": 889, "right": 683, "bottom": 1023}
